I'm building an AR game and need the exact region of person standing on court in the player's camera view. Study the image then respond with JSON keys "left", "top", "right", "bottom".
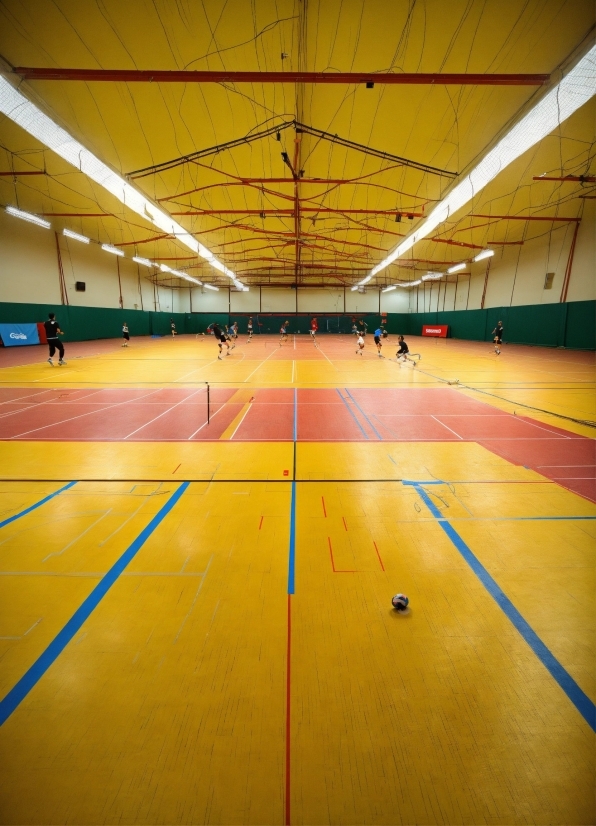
{"left": 122, "top": 322, "right": 130, "bottom": 347}
{"left": 310, "top": 317, "right": 318, "bottom": 343}
{"left": 170, "top": 318, "right": 177, "bottom": 337}
{"left": 492, "top": 321, "right": 504, "bottom": 355}
{"left": 374, "top": 327, "right": 384, "bottom": 357}
{"left": 45, "top": 313, "right": 66, "bottom": 366}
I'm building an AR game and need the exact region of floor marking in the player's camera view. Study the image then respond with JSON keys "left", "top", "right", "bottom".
{"left": 173, "top": 554, "right": 212, "bottom": 643}
{"left": 344, "top": 388, "right": 383, "bottom": 440}
{"left": 98, "top": 498, "right": 151, "bottom": 547}
{"left": 43, "top": 509, "right": 113, "bottom": 561}
{"left": 321, "top": 496, "right": 327, "bottom": 517}
{"left": 0, "top": 481, "right": 76, "bottom": 529}
{"left": 328, "top": 536, "right": 356, "bottom": 573}
{"left": 0, "top": 618, "right": 42, "bottom": 640}
{"left": 259, "top": 515, "right": 264, "bottom": 530}
{"left": 373, "top": 540, "right": 385, "bottom": 571}
{"left": 187, "top": 401, "right": 226, "bottom": 439}
{"left": 411, "top": 481, "right": 596, "bottom": 732}
{"left": 0, "top": 481, "right": 189, "bottom": 727}
{"left": 342, "top": 516, "right": 348, "bottom": 530}
{"left": 0, "top": 388, "right": 104, "bottom": 420}
{"left": 124, "top": 387, "right": 205, "bottom": 439}
{"left": 336, "top": 389, "right": 368, "bottom": 439}
{"left": 172, "top": 463, "right": 181, "bottom": 474}
{"left": 243, "top": 346, "right": 278, "bottom": 382}
{"left": 220, "top": 400, "right": 253, "bottom": 440}
{"left": 287, "top": 482, "right": 296, "bottom": 594}
{"left": 293, "top": 388, "right": 298, "bottom": 444}
{"left": 291, "top": 360, "right": 295, "bottom": 383}
{"left": 430, "top": 414, "right": 464, "bottom": 439}
{"left": 9, "top": 388, "right": 164, "bottom": 439}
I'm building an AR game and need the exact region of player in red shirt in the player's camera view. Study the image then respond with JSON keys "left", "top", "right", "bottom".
{"left": 310, "top": 317, "right": 318, "bottom": 344}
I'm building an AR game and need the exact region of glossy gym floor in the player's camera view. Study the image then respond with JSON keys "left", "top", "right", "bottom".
{"left": 0, "top": 333, "right": 594, "bottom": 825}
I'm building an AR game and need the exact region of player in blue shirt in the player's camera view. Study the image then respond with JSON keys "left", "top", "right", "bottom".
{"left": 374, "top": 328, "right": 384, "bottom": 357}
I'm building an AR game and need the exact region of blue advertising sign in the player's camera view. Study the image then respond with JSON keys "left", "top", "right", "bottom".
{"left": 0, "top": 323, "right": 41, "bottom": 347}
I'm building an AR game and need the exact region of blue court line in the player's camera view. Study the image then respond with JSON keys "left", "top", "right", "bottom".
{"left": 344, "top": 389, "right": 383, "bottom": 440}
{"left": 0, "top": 481, "right": 190, "bottom": 727}
{"left": 0, "top": 481, "right": 77, "bottom": 530}
{"left": 336, "top": 388, "right": 368, "bottom": 439}
{"left": 293, "top": 387, "right": 297, "bottom": 442}
{"left": 287, "top": 481, "right": 296, "bottom": 594}
{"left": 410, "top": 481, "right": 596, "bottom": 732}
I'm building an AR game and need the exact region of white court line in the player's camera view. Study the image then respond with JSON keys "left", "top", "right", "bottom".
{"left": 316, "top": 345, "right": 336, "bottom": 368}
{"left": 174, "top": 358, "right": 219, "bottom": 381}
{"left": 123, "top": 387, "right": 205, "bottom": 439}
{"left": 0, "top": 617, "right": 42, "bottom": 640}
{"left": 0, "top": 389, "right": 54, "bottom": 407}
{"left": 229, "top": 400, "right": 254, "bottom": 440}
{"left": 98, "top": 497, "right": 153, "bottom": 547}
{"left": 173, "top": 554, "right": 213, "bottom": 643}
{"left": 0, "top": 388, "right": 105, "bottom": 421}
{"left": 431, "top": 415, "right": 464, "bottom": 439}
{"left": 187, "top": 402, "right": 226, "bottom": 439}
{"left": 291, "top": 361, "right": 295, "bottom": 383}
{"left": 42, "top": 510, "right": 113, "bottom": 562}
{"left": 8, "top": 387, "right": 164, "bottom": 439}
{"left": 243, "top": 346, "right": 279, "bottom": 382}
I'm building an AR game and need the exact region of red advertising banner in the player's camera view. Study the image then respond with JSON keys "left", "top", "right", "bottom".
{"left": 422, "top": 325, "right": 449, "bottom": 337}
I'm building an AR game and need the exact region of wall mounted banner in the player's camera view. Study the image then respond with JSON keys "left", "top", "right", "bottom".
{"left": 0, "top": 323, "right": 41, "bottom": 347}
{"left": 422, "top": 325, "right": 449, "bottom": 338}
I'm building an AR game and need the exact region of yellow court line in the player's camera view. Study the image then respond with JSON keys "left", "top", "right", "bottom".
{"left": 220, "top": 400, "right": 253, "bottom": 440}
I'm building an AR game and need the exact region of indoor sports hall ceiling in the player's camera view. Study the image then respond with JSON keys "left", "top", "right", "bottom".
{"left": 0, "top": 0, "right": 594, "bottom": 290}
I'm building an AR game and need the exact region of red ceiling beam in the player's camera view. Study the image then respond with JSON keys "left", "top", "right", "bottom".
{"left": 470, "top": 213, "right": 581, "bottom": 221}
{"left": 13, "top": 68, "right": 550, "bottom": 85}
{"left": 171, "top": 208, "right": 423, "bottom": 217}
{"left": 532, "top": 176, "right": 595, "bottom": 182}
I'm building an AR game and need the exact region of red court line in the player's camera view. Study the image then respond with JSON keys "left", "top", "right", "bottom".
{"left": 373, "top": 541, "right": 385, "bottom": 572}
{"left": 321, "top": 496, "right": 327, "bottom": 517}
{"left": 328, "top": 536, "right": 356, "bottom": 573}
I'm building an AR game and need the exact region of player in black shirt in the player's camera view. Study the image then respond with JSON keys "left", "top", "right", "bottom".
{"left": 170, "top": 319, "right": 177, "bottom": 337}
{"left": 396, "top": 335, "right": 417, "bottom": 367}
{"left": 44, "top": 313, "right": 66, "bottom": 366}
{"left": 492, "top": 321, "right": 504, "bottom": 355}
{"left": 208, "top": 322, "right": 230, "bottom": 359}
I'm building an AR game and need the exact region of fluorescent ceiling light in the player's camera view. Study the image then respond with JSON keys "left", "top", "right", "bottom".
{"left": 357, "top": 275, "right": 373, "bottom": 286}
{"left": 446, "top": 262, "right": 467, "bottom": 274}
{"left": 0, "top": 76, "right": 236, "bottom": 278}
{"left": 63, "top": 227, "right": 90, "bottom": 243}
{"left": 367, "top": 44, "right": 596, "bottom": 279}
{"left": 421, "top": 272, "right": 443, "bottom": 280}
{"left": 5, "top": 205, "right": 51, "bottom": 228}
{"left": 382, "top": 285, "right": 397, "bottom": 292}
{"left": 350, "top": 285, "right": 359, "bottom": 291}
{"left": 133, "top": 256, "right": 155, "bottom": 268}
{"left": 203, "top": 283, "right": 219, "bottom": 291}
{"left": 101, "top": 243, "right": 124, "bottom": 256}
{"left": 472, "top": 249, "right": 495, "bottom": 263}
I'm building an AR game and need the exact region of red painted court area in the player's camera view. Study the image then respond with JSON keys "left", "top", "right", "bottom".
{"left": 0, "top": 385, "right": 593, "bottom": 499}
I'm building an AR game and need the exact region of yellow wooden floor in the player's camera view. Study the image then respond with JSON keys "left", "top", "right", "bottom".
{"left": 0, "top": 335, "right": 594, "bottom": 825}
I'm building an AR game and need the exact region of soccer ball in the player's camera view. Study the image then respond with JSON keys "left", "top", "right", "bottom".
{"left": 391, "top": 593, "right": 409, "bottom": 611}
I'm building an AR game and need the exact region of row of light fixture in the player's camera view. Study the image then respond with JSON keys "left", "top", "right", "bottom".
{"left": 4, "top": 205, "right": 248, "bottom": 292}
{"left": 0, "top": 74, "right": 247, "bottom": 291}
{"left": 355, "top": 43, "right": 596, "bottom": 290}
{"left": 376, "top": 248, "right": 495, "bottom": 292}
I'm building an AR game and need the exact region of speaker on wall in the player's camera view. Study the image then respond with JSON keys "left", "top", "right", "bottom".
{"left": 75, "top": 281, "right": 86, "bottom": 292}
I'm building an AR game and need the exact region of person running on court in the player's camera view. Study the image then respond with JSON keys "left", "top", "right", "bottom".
{"left": 170, "top": 318, "right": 177, "bottom": 337}
{"left": 247, "top": 317, "right": 254, "bottom": 341}
{"left": 355, "top": 333, "right": 365, "bottom": 356}
{"left": 396, "top": 335, "right": 417, "bottom": 366}
{"left": 374, "top": 327, "right": 384, "bottom": 357}
{"left": 122, "top": 323, "right": 130, "bottom": 347}
{"left": 492, "top": 321, "right": 504, "bottom": 355}
{"left": 231, "top": 321, "right": 239, "bottom": 340}
{"left": 280, "top": 320, "right": 289, "bottom": 343}
{"left": 44, "top": 313, "right": 66, "bottom": 366}
{"left": 310, "top": 317, "right": 318, "bottom": 343}
{"left": 207, "top": 322, "right": 230, "bottom": 359}
{"left": 224, "top": 325, "right": 236, "bottom": 350}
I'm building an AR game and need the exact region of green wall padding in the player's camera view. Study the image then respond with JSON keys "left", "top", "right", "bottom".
{"left": 0, "top": 301, "right": 593, "bottom": 349}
